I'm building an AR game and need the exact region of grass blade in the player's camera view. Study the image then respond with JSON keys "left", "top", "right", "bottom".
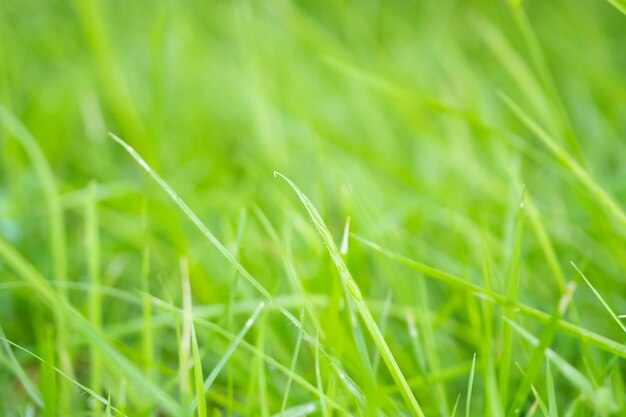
{"left": 499, "top": 188, "right": 526, "bottom": 406}
{"left": 190, "top": 302, "right": 266, "bottom": 413}
{"left": 191, "top": 326, "right": 207, "bottom": 417}
{"left": 507, "top": 282, "right": 576, "bottom": 417}
{"left": 0, "top": 237, "right": 180, "bottom": 415}
{"left": 86, "top": 180, "right": 103, "bottom": 414}
{"left": 110, "top": 133, "right": 363, "bottom": 406}
{"left": 279, "top": 312, "right": 305, "bottom": 417}
{"left": 352, "top": 234, "right": 626, "bottom": 358}
{"left": 0, "top": 326, "right": 42, "bottom": 407}
{"left": 571, "top": 262, "right": 626, "bottom": 335}
{"left": 466, "top": 353, "right": 477, "bottom": 417}
{"left": 275, "top": 171, "right": 425, "bottom": 417}
{"left": 500, "top": 94, "right": 626, "bottom": 228}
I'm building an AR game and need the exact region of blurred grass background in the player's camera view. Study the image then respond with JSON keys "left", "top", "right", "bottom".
{"left": 0, "top": 0, "right": 625, "bottom": 416}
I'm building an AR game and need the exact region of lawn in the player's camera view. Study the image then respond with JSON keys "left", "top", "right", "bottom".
{"left": 0, "top": 0, "right": 625, "bottom": 416}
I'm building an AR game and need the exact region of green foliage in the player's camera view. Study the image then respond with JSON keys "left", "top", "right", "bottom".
{"left": 1, "top": 0, "right": 625, "bottom": 416}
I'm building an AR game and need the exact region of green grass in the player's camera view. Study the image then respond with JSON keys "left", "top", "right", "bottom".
{"left": 1, "top": 0, "right": 626, "bottom": 416}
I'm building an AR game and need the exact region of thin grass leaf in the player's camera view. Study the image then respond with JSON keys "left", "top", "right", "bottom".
{"left": 256, "top": 315, "right": 269, "bottom": 417}
{"left": 500, "top": 188, "right": 526, "bottom": 406}
{"left": 315, "top": 332, "right": 330, "bottom": 417}
{"left": 180, "top": 258, "right": 193, "bottom": 409}
{"left": 0, "top": 104, "right": 72, "bottom": 407}
{"left": 110, "top": 134, "right": 361, "bottom": 401}
{"left": 275, "top": 171, "right": 425, "bottom": 417}
{"left": 189, "top": 302, "right": 266, "bottom": 413}
{"left": 500, "top": 93, "right": 626, "bottom": 228}
{"left": 352, "top": 234, "right": 626, "bottom": 358}
{"left": 0, "top": 237, "right": 180, "bottom": 414}
{"left": 546, "top": 361, "right": 558, "bottom": 417}
{"left": 529, "top": 385, "right": 549, "bottom": 417}
{"left": 481, "top": 236, "right": 504, "bottom": 417}
{"left": 0, "top": 326, "right": 42, "bottom": 407}
{"left": 451, "top": 394, "right": 462, "bottom": 417}
{"left": 86, "top": 180, "right": 103, "bottom": 414}
{"left": 507, "top": 282, "right": 576, "bottom": 417}
{"left": 191, "top": 326, "right": 207, "bottom": 417}
{"left": 0, "top": 334, "right": 127, "bottom": 417}
{"left": 571, "top": 262, "right": 626, "bottom": 335}
{"left": 508, "top": 321, "right": 595, "bottom": 398}
{"left": 140, "top": 200, "right": 154, "bottom": 383}
{"left": 466, "top": 353, "right": 477, "bottom": 417}
{"left": 279, "top": 311, "right": 305, "bottom": 417}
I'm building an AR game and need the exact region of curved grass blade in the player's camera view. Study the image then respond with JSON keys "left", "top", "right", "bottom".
{"left": 112, "top": 133, "right": 367, "bottom": 405}
{"left": 274, "top": 171, "right": 425, "bottom": 417}
{"left": 109, "top": 133, "right": 366, "bottom": 407}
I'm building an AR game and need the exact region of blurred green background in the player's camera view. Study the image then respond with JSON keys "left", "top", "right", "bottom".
{"left": 1, "top": 0, "right": 625, "bottom": 415}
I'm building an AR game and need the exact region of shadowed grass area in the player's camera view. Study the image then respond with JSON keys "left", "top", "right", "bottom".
{"left": 1, "top": 0, "right": 626, "bottom": 416}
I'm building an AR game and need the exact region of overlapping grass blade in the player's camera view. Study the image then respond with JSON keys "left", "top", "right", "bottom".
{"left": 571, "top": 262, "right": 626, "bottom": 335}
{"left": 0, "top": 237, "right": 180, "bottom": 414}
{"left": 110, "top": 133, "right": 365, "bottom": 407}
{"left": 500, "top": 94, "right": 626, "bottom": 228}
{"left": 352, "top": 234, "right": 626, "bottom": 358}
{"left": 507, "top": 282, "right": 576, "bottom": 416}
{"left": 274, "top": 171, "right": 425, "bottom": 417}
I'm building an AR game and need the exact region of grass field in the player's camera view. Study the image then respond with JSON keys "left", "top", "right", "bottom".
{"left": 1, "top": 0, "right": 626, "bottom": 416}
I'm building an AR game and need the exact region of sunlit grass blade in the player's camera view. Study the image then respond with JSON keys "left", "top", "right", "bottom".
{"left": 109, "top": 133, "right": 273, "bottom": 301}
{"left": 110, "top": 133, "right": 362, "bottom": 405}
{"left": 274, "top": 171, "right": 425, "bottom": 417}
{"left": 451, "top": 394, "right": 461, "bottom": 417}
{"left": 466, "top": 353, "right": 476, "bottom": 417}
{"left": 571, "top": 262, "right": 626, "bottom": 335}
